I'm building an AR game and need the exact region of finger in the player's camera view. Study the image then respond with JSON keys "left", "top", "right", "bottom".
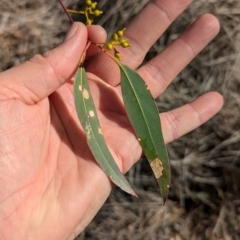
{"left": 138, "top": 14, "right": 220, "bottom": 98}
{"left": 0, "top": 22, "right": 87, "bottom": 104}
{"left": 87, "top": 0, "right": 192, "bottom": 85}
{"left": 161, "top": 92, "right": 223, "bottom": 144}
{"left": 122, "top": 0, "right": 193, "bottom": 67}
{"left": 86, "top": 25, "right": 107, "bottom": 57}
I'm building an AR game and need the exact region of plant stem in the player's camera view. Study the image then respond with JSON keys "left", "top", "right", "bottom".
{"left": 79, "top": 41, "right": 92, "bottom": 66}
{"left": 57, "top": 0, "right": 115, "bottom": 64}
{"left": 67, "top": 9, "right": 85, "bottom": 15}
{"left": 93, "top": 43, "right": 120, "bottom": 63}
{"left": 57, "top": 0, "right": 74, "bottom": 24}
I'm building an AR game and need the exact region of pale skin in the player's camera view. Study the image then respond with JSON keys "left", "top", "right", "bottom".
{"left": 0, "top": 0, "right": 223, "bottom": 239}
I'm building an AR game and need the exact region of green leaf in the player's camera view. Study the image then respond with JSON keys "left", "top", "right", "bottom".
{"left": 74, "top": 67, "right": 136, "bottom": 196}
{"left": 119, "top": 64, "right": 170, "bottom": 202}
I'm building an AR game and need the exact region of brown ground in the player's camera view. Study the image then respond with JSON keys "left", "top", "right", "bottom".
{"left": 1, "top": 0, "right": 240, "bottom": 239}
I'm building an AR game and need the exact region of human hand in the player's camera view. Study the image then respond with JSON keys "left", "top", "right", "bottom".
{"left": 0, "top": 0, "right": 223, "bottom": 239}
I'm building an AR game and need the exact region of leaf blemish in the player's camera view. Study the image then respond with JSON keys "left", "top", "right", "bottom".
{"left": 85, "top": 122, "right": 91, "bottom": 139}
{"left": 83, "top": 89, "right": 89, "bottom": 99}
{"left": 150, "top": 158, "right": 163, "bottom": 179}
{"left": 137, "top": 138, "right": 141, "bottom": 142}
{"left": 98, "top": 127, "right": 103, "bottom": 135}
{"left": 89, "top": 110, "right": 95, "bottom": 117}
{"left": 79, "top": 85, "right": 83, "bottom": 91}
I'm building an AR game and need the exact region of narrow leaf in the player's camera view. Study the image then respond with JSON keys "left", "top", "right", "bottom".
{"left": 119, "top": 64, "right": 170, "bottom": 202}
{"left": 74, "top": 67, "right": 136, "bottom": 196}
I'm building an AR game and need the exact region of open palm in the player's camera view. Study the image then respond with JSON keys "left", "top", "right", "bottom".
{"left": 0, "top": 0, "right": 223, "bottom": 239}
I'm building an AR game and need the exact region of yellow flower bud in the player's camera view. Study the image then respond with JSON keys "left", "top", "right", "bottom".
{"left": 94, "top": 9, "right": 103, "bottom": 16}
{"left": 114, "top": 52, "right": 121, "bottom": 60}
{"left": 117, "top": 28, "right": 126, "bottom": 37}
{"left": 106, "top": 43, "right": 114, "bottom": 50}
{"left": 119, "top": 38, "right": 126, "bottom": 44}
{"left": 86, "top": 0, "right": 92, "bottom": 6}
{"left": 91, "top": 2, "right": 97, "bottom": 9}
{"left": 112, "top": 33, "right": 119, "bottom": 41}
{"left": 121, "top": 41, "right": 131, "bottom": 48}
{"left": 86, "top": 18, "right": 93, "bottom": 25}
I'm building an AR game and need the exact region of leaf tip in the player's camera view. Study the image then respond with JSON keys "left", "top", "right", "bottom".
{"left": 161, "top": 184, "right": 170, "bottom": 205}
{"left": 131, "top": 190, "right": 138, "bottom": 198}
{"left": 120, "top": 186, "right": 138, "bottom": 198}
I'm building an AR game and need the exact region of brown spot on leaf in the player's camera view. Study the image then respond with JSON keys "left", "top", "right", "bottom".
{"left": 150, "top": 158, "right": 163, "bottom": 179}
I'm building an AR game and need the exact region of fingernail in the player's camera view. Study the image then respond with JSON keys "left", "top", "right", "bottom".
{"left": 64, "top": 23, "right": 77, "bottom": 42}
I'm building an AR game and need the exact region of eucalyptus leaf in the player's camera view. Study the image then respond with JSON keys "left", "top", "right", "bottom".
{"left": 74, "top": 67, "right": 136, "bottom": 196}
{"left": 119, "top": 63, "right": 170, "bottom": 202}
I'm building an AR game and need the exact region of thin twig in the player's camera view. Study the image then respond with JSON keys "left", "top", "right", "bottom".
{"left": 79, "top": 41, "right": 92, "bottom": 66}
{"left": 93, "top": 42, "right": 120, "bottom": 63}
{"left": 57, "top": 0, "right": 74, "bottom": 24}
{"left": 57, "top": 0, "right": 117, "bottom": 64}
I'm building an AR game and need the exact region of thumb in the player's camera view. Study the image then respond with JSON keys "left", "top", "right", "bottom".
{"left": 0, "top": 22, "right": 87, "bottom": 104}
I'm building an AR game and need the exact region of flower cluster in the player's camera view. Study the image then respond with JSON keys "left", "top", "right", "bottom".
{"left": 105, "top": 28, "right": 131, "bottom": 60}
{"left": 67, "top": 0, "right": 103, "bottom": 25}
{"left": 67, "top": 1, "right": 131, "bottom": 60}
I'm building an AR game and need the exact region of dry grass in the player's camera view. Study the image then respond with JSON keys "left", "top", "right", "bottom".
{"left": 1, "top": 0, "right": 240, "bottom": 239}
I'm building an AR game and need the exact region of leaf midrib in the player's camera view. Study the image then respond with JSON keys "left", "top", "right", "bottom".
{"left": 120, "top": 65, "right": 158, "bottom": 160}
{"left": 79, "top": 68, "right": 130, "bottom": 188}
